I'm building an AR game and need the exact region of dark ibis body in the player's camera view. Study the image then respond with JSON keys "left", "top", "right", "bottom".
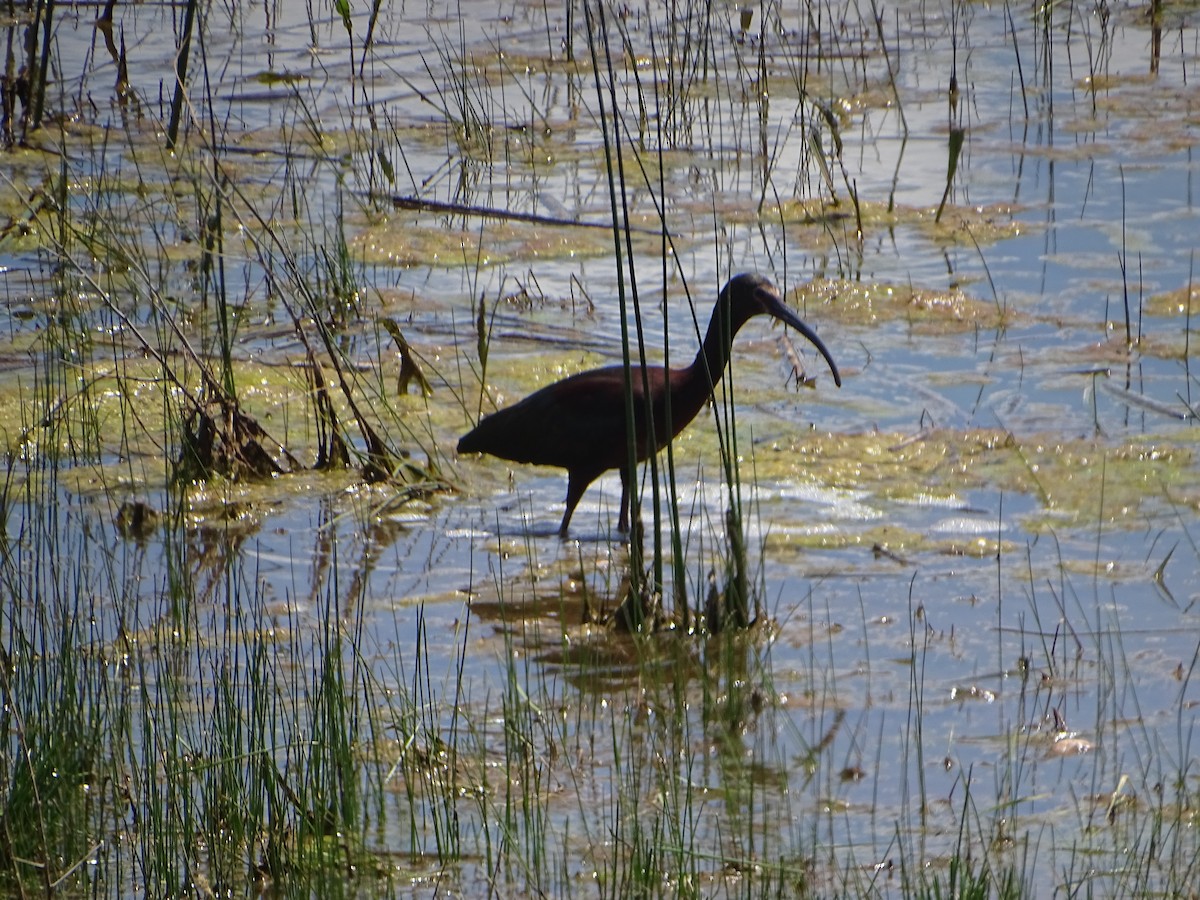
{"left": 457, "top": 273, "right": 841, "bottom": 535}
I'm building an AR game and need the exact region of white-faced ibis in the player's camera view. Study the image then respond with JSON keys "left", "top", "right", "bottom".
{"left": 458, "top": 273, "right": 841, "bottom": 535}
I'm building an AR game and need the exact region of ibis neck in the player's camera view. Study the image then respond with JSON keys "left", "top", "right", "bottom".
{"left": 689, "top": 300, "right": 745, "bottom": 389}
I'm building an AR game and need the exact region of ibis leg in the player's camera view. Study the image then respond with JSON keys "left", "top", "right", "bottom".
{"left": 617, "top": 467, "right": 631, "bottom": 533}
{"left": 560, "top": 470, "right": 590, "bottom": 536}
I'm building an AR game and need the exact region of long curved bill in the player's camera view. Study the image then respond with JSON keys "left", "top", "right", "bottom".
{"left": 760, "top": 286, "right": 842, "bottom": 387}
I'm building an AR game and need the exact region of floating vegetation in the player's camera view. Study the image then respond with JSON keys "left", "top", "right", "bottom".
{"left": 763, "top": 197, "right": 1028, "bottom": 250}
{"left": 1144, "top": 284, "right": 1200, "bottom": 317}
{"left": 794, "top": 279, "right": 1013, "bottom": 330}
{"left": 914, "top": 202, "right": 1028, "bottom": 246}
{"left": 350, "top": 215, "right": 620, "bottom": 267}
{"left": 766, "top": 428, "right": 1196, "bottom": 532}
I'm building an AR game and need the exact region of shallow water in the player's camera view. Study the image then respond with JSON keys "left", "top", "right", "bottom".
{"left": 2, "top": 0, "right": 1199, "bottom": 895}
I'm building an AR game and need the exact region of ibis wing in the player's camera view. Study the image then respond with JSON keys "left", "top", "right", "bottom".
{"left": 458, "top": 366, "right": 661, "bottom": 471}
